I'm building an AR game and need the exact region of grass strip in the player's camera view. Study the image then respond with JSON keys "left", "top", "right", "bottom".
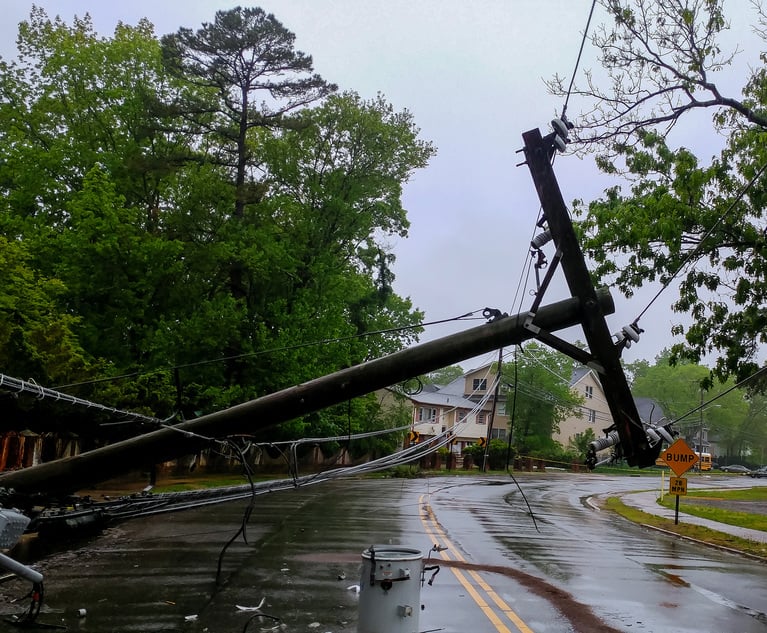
{"left": 656, "top": 496, "right": 767, "bottom": 531}
{"left": 605, "top": 497, "right": 767, "bottom": 560}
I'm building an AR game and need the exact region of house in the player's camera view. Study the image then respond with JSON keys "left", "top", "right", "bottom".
{"left": 384, "top": 362, "right": 666, "bottom": 460}
{"left": 555, "top": 367, "right": 669, "bottom": 454}
{"left": 554, "top": 366, "right": 613, "bottom": 446}
{"left": 380, "top": 364, "right": 510, "bottom": 454}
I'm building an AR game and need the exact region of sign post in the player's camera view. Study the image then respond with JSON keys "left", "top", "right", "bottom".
{"left": 662, "top": 439, "right": 699, "bottom": 524}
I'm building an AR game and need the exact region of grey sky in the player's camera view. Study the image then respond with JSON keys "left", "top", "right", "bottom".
{"left": 2, "top": 1, "right": 762, "bottom": 371}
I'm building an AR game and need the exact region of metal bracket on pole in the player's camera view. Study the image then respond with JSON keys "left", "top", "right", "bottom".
{"left": 521, "top": 127, "right": 661, "bottom": 468}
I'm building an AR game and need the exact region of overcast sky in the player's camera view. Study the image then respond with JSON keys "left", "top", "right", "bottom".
{"left": 2, "top": 1, "right": 762, "bottom": 371}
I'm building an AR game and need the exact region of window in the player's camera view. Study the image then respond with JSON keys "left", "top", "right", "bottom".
{"left": 490, "top": 428, "right": 507, "bottom": 440}
{"left": 417, "top": 407, "right": 437, "bottom": 423}
{"left": 457, "top": 410, "right": 468, "bottom": 423}
{"left": 585, "top": 385, "right": 593, "bottom": 399}
{"left": 473, "top": 378, "right": 487, "bottom": 391}
{"left": 476, "top": 412, "right": 487, "bottom": 425}
{"left": 588, "top": 409, "right": 596, "bottom": 423}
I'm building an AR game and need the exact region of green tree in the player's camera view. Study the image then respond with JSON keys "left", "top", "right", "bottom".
{"left": 502, "top": 343, "right": 583, "bottom": 456}
{"left": 0, "top": 7, "right": 433, "bottom": 446}
{"left": 629, "top": 356, "right": 748, "bottom": 457}
{"left": 0, "top": 237, "right": 87, "bottom": 385}
{"left": 569, "top": 428, "right": 597, "bottom": 461}
{"left": 547, "top": 1, "right": 767, "bottom": 385}
{"left": 161, "top": 6, "right": 336, "bottom": 221}
{"left": 0, "top": 8, "right": 187, "bottom": 228}
{"left": 423, "top": 365, "right": 465, "bottom": 387}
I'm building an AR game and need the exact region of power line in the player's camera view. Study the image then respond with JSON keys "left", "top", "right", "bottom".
{"left": 54, "top": 309, "right": 486, "bottom": 391}
{"left": 561, "top": 0, "right": 598, "bottom": 120}
{"left": 0, "top": 373, "right": 164, "bottom": 427}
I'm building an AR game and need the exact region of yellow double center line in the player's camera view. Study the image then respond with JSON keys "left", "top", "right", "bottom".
{"left": 418, "top": 494, "right": 534, "bottom": 633}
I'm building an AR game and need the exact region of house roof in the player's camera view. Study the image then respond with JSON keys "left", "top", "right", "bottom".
{"left": 437, "top": 375, "right": 466, "bottom": 396}
{"left": 633, "top": 396, "right": 669, "bottom": 425}
{"left": 409, "top": 390, "right": 477, "bottom": 409}
{"left": 570, "top": 365, "right": 595, "bottom": 387}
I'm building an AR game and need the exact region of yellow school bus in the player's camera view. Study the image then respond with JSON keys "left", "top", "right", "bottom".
{"left": 695, "top": 451, "right": 712, "bottom": 471}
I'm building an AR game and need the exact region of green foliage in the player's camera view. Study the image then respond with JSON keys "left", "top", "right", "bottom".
{"left": 486, "top": 438, "right": 512, "bottom": 470}
{"left": 161, "top": 6, "right": 336, "bottom": 220}
{"left": 503, "top": 343, "right": 583, "bottom": 456}
{"left": 422, "top": 365, "right": 465, "bottom": 387}
{"left": 562, "top": 1, "right": 767, "bottom": 387}
{"left": 569, "top": 428, "right": 597, "bottom": 461}
{"left": 0, "top": 236, "right": 88, "bottom": 384}
{"left": 0, "top": 7, "right": 434, "bottom": 444}
{"left": 629, "top": 356, "right": 751, "bottom": 458}
{"left": 385, "top": 465, "right": 423, "bottom": 478}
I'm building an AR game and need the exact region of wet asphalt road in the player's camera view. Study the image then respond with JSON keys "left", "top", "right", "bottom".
{"left": 1, "top": 474, "right": 765, "bottom": 632}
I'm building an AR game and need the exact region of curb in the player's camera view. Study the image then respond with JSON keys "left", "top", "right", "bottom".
{"left": 638, "top": 522, "right": 767, "bottom": 563}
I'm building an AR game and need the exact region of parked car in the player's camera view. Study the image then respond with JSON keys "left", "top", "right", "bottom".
{"left": 749, "top": 466, "right": 767, "bottom": 478}
{"left": 720, "top": 464, "right": 751, "bottom": 474}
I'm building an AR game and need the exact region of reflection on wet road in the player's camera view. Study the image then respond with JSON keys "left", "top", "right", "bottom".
{"left": 4, "top": 474, "right": 765, "bottom": 632}
{"left": 423, "top": 474, "right": 767, "bottom": 632}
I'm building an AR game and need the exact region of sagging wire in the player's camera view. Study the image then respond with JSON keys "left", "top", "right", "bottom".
{"left": 0, "top": 372, "right": 164, "bottom": 427}
{"left": 671, "top": 365, "right": 767, "bottom": 428}
{"left": 215, "top": 439, "right": 258, "bottom": 586}
{"left": 502, "top": 345, "right": 540, "bottom": 533}
{"left": 184, "top": 388, "right": 501, "bottom": 588}
{"left": 421, "top": 543, "right": 445, "bottom": 588}
{"left": 210, "top": 403, "right": 496, "bottom": 584}
{"left": 242, "top": 609, "right": 281, "bottom": 633}
{"left": 8, "top": 581, "right": 46, "bottom": 627}
{"left": 261, "top": 422, "right": 413, "bottom": 447}
{"left": 54, "top": 309, "right": 487, "bottom": 391}
{"left": 560, "top": 0, "right": 598, "bottom": 122}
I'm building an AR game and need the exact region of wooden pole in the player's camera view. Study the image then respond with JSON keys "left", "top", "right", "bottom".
{"left": 522, "top": 128, "right": 655, "bottom": 467}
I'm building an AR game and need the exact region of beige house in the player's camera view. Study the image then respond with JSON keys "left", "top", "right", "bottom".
{"left": 555, "top": 367, "right": 669, "bottom": 454}
{"left": 382, "top": 363, "right": 665, "bottom": 459}
{"left": 554, "top": 366, "right": 613, "bottom": 447}
{"left": 381, "top": 364, "right": 509, "bottom": 454}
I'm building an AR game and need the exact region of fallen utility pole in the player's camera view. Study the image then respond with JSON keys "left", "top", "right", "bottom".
{"left": 0, "top": 290, "right": 614, "bottom": 496}
{"left": 521, "top": 127, "right": 661, "bottom": 467}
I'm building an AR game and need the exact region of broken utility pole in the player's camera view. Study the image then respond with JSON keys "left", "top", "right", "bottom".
{"left": 0, "top": 290, "right": 615, "bottom": 497}
{"left": 520, "top": 127, "right": 661, "bottom": 468}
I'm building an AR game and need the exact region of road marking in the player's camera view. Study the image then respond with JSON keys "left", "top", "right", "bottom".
{"left": 418, "top": 494, "right": 534, "bottom": 633}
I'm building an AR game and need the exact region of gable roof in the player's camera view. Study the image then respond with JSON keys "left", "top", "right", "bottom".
{"left": 633, "top": 396, "right": 669, "bottom": 425}
{"left": 570, "top": 365, "right": 597, "bottom": 387}
{"left": 438, "top": 375, "right": 467, "bottom": 396}
{"left": 409, "top": 390, "right": 478, "bottom": 409}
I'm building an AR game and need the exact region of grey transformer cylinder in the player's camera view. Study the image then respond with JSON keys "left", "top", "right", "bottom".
{"left": 358, "top": 546, "right": 423, "bottom": 633}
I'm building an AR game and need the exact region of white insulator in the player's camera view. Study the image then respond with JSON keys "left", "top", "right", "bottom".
{"left": 530, "top": 229, "right": 552, "bottom": 249}
{"left": 622, "top": 324, "right": 641, "bottom": 343}
{"left": 551, "top": 118, "right": 570, "bottom": 140}
{"left": 657, "top": 426, "right": 675, "bottom": 444}
{"left": 589, "top": 430, "right": 620, "bottom": 453}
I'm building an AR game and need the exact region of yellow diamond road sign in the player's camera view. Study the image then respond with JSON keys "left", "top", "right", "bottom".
{"left": 662, "top": 439, "right": 699, "bottom": 476}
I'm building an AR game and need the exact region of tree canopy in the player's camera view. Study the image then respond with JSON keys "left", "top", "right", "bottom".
{"left": 0, "top": 6, "right": 435, "bottom": 446}
{"left": 502, "top": 344, "right": 583, "bottom": 456}
{"left": 549, "top": 0, "right": 767, "bottom": 387}
{"left": 628, "top": 351, "right": 760, "bottom": 461}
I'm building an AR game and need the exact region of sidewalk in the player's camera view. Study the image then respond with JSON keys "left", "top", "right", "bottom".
{"left": 621, "top": 490, "right": 767, "bottom": 544}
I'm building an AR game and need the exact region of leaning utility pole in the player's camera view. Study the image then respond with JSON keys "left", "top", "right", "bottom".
{"left": 0, "top": 290, "right": 615, "bottom": 496}
{"left": 520, "top": 126, "right": 661, "bottom": 467}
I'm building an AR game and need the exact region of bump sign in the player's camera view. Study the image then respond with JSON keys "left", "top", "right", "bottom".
{"left": 662, "top": 439, "right": 699, "bottom": 476}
